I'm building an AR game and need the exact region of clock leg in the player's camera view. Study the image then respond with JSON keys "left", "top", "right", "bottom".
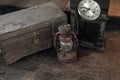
{"left": 71, "top": 10, "right": 76, "bottom": 32}
{"left": 96, "top": 21, "right": 106, "bottom": 51}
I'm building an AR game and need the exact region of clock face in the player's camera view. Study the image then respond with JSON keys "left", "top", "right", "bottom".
{"left": 78, "top": 0, "right": 101, "bottom": 20}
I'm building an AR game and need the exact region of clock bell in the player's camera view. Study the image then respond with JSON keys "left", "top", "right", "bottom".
{"left": 70, "top": 0, "right": 108, "bottom": 51}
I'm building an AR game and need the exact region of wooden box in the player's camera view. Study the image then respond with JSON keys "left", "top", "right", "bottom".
{"left": 0, "top": 2, "right": 67, "bottom": 65}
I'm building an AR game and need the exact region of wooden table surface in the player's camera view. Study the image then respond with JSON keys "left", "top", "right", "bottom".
{"left": 108, "top": 0, "right": 120, "bottom": 17}
{"left": 1, "top": 32, "right": 120, "bottom": 80}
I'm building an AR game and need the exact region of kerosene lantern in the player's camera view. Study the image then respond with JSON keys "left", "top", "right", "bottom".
{"left": 70, "top": 0, "right": 108, "bottom": 51}
{"left": 54, "top": 24, "right": 78, "bottom": 63}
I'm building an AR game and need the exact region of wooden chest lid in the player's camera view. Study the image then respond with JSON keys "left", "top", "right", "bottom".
{"left": 0, "top": 2, "right": 66, "bottom": 41}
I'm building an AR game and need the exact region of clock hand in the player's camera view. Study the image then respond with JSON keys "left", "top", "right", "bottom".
{"left": 82, "top": 8, "right": 90, "bottom": 14}
{"left": 81, "top": 8, "right": 94, "bottom": 17}
{"left": 81, "top": 7, "right": 90, "bottom": 10}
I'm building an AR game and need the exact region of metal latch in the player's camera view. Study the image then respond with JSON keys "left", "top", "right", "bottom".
{"left": 0, "top": 45, "right": 2, "bottom": 54}
{"left": 33, "top": 32, "right": 40, "bottom": 45}
{"left": 0, "top": 49, "right": 1, "bottom": 53}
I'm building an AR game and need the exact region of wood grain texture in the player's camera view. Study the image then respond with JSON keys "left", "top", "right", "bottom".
{"left": 108, "top": 0, "right": 120, "bottom": 17}
{"left": 63, "top": 1, "right": 70, "bottom": 11}
{"left": 0, "top": 2, "right": 67, "bottom": 65}
{"left": 0, "top": 0, "right": 69, "bottom": 11}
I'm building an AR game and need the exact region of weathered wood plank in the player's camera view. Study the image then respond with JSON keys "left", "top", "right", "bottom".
{"left": 0, "top": 2, "right": 67, "bottom": 65}
{"left": 0, "top": 2, "right": 66, "bottom": 40}
{"left": 0, "top": 0, "right": 69, "bottom": 11}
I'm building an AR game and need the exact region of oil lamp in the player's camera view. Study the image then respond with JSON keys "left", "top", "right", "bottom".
{"left": 54, "top": 24, "right": 78, "bottom": 63}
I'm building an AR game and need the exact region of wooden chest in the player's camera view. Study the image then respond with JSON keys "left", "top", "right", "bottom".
{"left": 0, "top": 2, "right": 67, "bottom": 65}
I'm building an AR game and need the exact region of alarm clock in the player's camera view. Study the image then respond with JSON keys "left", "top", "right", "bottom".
{"left": 70, "top": 0, "right": 108, "bottom": 51}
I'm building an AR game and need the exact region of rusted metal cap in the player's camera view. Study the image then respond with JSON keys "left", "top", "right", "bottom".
{"left": 58, "top": 24, "right": 71, "bottom": 33}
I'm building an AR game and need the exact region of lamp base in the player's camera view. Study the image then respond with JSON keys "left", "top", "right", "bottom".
{"left": 57, "top": 51, "right": 77, "bottom": 63}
